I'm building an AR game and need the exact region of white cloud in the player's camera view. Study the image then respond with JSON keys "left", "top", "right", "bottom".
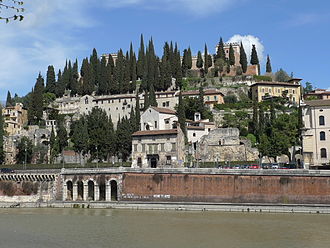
{"left": 0, "top": 0, "right": 92, "bottom": 99}
{"left": 227, "top": 34, "right": 265, "bottom": 63}
{"left": 104, "top": 0, "right": 242, "bottom": 16}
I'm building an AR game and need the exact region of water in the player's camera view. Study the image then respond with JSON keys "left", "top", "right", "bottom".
{"left": 0, "top": 208, "right": 329, "bottom": 248}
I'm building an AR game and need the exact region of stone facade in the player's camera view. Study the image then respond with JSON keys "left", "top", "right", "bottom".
{"left": 2, "top": 103, "right": 28, "bottom": 136}
{"left": 197, "top": 128, "right": 259, "bottom": 162}
{"left": 302, "top": 100, "right": 330, "bottom": 168}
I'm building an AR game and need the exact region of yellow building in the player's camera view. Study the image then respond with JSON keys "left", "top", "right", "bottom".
{"left": 181, "top": 89, "right": 224, "bottom": 109}
{"left": 251, "top": 79, "right": 302, "bottom": 103}
{"left": 2, "top": 103, "right": 28, "bottom": 135}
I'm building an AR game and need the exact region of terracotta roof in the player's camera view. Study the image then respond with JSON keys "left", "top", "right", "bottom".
{"left": 287, "top": 78, "right": 303, "bottom": 82}
{"left": 132, "top": 129, "right": 178, "bottom": 136}
{"left": 304, "top": 100, "right": 330, "bottom": 107}
{"left": 155, "top": 91, "right": 176, "bottom": 95}
{"left": 305, "top": 91, "right": 330, "bottom": 96}
{"left": 251, "top": 81, "right": 301, "bottom": 87}
{"left": 94, "top": 95, "right": 135, "bottom": 101}
{"left": 181, "top": 89, "right": 224, "bottom": 96}
{"left": 151, "top": 106, "right": 176, "bottom": 115}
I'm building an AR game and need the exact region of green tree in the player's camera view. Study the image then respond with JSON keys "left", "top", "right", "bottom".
{"left": 28, "top": 73, "right": 44, "bottom": 125}
{"left": 203, "top": 44, "right": 209, "bottom": 76}
{"left": 49, "top": 127, "right": 58, "bottom": 164}
{"left": 81, "top": 58, "right": 94, "bottom": 95}
{"left": 149, "top": 84, "right": 157, "bottom": 107}
{"left": 224, "top": 94, "right": 238, "bottom": 104}
{"left": 45, "top": 65, "right": 56, "bottom": 94}
{"left": 216, "top": 37, "right": 226, "bottom": 61}
{"left": 239, "top": 42, "right": 248, "bottom": 73}
{"left": 6, "top": 91, "right": 13, "bottom": 107}
{"left": 250, "top": 44, "right": 259, "bottom": 65}
{"left": 275, "top": 68, "right": 290, "bottom": 82}
{"left": 116, "top": 116, "right": 133, "bottom": 161}
{"left": 71, "top": 116, "right": 89, "bottom": 164}
{"left": 266, "top": 55, "right": 272, "bottom": 73}
{"left": 16, "top": 137, "right": 33, "bottom": 164}
{"left": 137, "top": 34, "right": 145, "bottom": 80}
{"left": 177, "top": 91, "right": 187, "bottom": 141}
{"left": 304, "top": 82, "right": 313, "bottom": 94}
{"left": 135, "top": 94, "right": 141, "bottom": 131}
{"left": 57, "top": 122, "right": 68, "bottom": 153}
{"left": 229, "top": 44, "right": 235, "bottom": 66}
{"left": 196, "top": 51, "right": 203, "bottom": 75}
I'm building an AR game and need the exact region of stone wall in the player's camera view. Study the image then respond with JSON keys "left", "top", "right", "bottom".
{"left": 121, "top": 172, "right": 330, "bottom": 204}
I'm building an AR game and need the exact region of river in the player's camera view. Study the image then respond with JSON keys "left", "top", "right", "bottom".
{"left": 0, "top": 208, "right": 329, "bottom": 248}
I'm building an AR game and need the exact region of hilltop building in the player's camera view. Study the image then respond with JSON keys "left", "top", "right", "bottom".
{"left": 304, "top": 89, "right": 330, "bottom": 100}
{"left": 302, "top": 100, "right": 330, "bottom": 169}
{"left": 251, "top": 78, "right": 302, "bottom": 103}
{"left": 2, "top": 103, "right": 28, "bottom": 136}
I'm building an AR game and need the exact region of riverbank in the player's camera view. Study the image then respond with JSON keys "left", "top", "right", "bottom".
{"left": 2, "top": 201, "right": 330, "bottom": 214}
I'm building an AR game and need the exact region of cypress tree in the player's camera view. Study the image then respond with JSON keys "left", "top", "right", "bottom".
{"left": 144, "top": 90, "right": 150, "bottom": 110}
{"left": 258, "top": 104, "right": 265, "bottom": 136}
{"left": 250, "top": 44, "right": 259, "bottom": 65}
{"left": 149, "top": 84, "right": 157, "bottom": 107}
{"left": 196, "top": 51, "right": 203, "bottom": 69}
{"left": 135, "top": 94, "right": 141, "bottom": 131}
{"left": 46, "top": 65, "right": 56, "bottom": 94}
{"left": 198, "top": 86, "right": 205, "bottom": 118}
{"left": 71, "top": 117, "right": 89, "bottom": 164}
{"left": 182, "top": 49, "right": 189, "bottom": 77}
{"left": 177, "top": 91, "right": 187, "bottom": 140}
{"left": 130, "top": 44, "right": 137, "bottom": 93}
{"left": 174, "top": 45, "right": 182, "bottom": 89}
{"left": 204, "top": 44, "right": 209, "bottom": 76}
{"left": 90, "top": 48, "right": 99, "bottom": 87}
{"left": 49, "top": 126, "right": 57, "bottom": 164}
{"left": 98, "top": 56, "right": 108, "bottom": 95}
{"left": 81, "top": 58, "right": 94, "bottom": 95}
{"left": 137, "top": 34, "right": 145, "bottom": 80}
{"left": 187, "top": 47, "right": 192, "bottom": 70}
{"left": 6, "top": 91, "right": 13, "bottom": 107}
{"left": 28, "top": 73, "right": 44, "bottom": 125}
{"left": 266, "top": 55, "right": 272, "bottom": 73}
{"left": 229, "top": 44, "right": 235, "bottom": 66}
{"left": 251, "top": 101, "right": 258, "bottom": 136}
{"left": 0, "top": 105, "right": 4, "bottom": 164}
{"left": 207, "top": 54, "right": 213, "bottom": 68}
{"left": 70, "top": 60, "right": 79, "bottom": 95}
{"left": 239, "top": 42, "right": 248, "bottom": 73}
{"left": 216, "top": 37, "right": 226, "bottom": 60}
{"left": 56, "top": 69, "right": 64, "bottom": 97}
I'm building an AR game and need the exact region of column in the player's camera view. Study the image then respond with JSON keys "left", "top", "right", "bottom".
{"left": 62, "top": 183, "right": 67, "bottom": 201}
{"left": 83, "top": 182, "right": 88, "bottom": 201}
{"left": 73, "top": 184, "right": 78, "bottom": 201}
{"left": 94, "top": 184, "right": 100, "bottom": 201}
{"left": 106, "top": 182, "right": 111, "bottom": 201}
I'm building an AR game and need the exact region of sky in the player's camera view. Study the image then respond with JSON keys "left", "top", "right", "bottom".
{"left": 0, "top": 0, "right": 329, "bottom": 100}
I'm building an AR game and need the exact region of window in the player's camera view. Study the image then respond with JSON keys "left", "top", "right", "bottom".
{"left": 293, "top": 90, "right": 295, "bottom": 94}
{"left": 134, "top": 144, "right": 138, "bottom": 152}
{"left": 320, "top": 131, "right": 326, "bottom": 141}
{"left": 95, "top": 101, "right": 98, "bottom": 104}
{"left": 166, "top": 101, "right": 170, "bottom": 107}
{"left": 165, "top": 119, "right": 169, "bottom": 124}
{"left": 155, "top": 121, "right": 158, "bottom": 129}
{"left": 148, "top": 144, "right": 153, "bottom": 154}
{"left": 166, "top": 156, "right": 171, "bottom": 165}
{"left": 319, "top": 116, "right": 325, "bottom": 126}
{"left": 171, "top": 143, "right": 176, "bottom": 151}
{"left": 85, "top": 97, "right": 89, "bottom": 104}
{"left": 321, "top": 148, "right": 327, "bottom": 158}
{"left": 137, "top": 157, "right": 142, "bottom": 166}
{"left": 119, "top": 99, "right": 121, "bottom": 103}
{"left": 163, "top": 102, "right": 166, "bottom": 107}
{"left": 193, "top": 133, "right": 196, "bottom": 137}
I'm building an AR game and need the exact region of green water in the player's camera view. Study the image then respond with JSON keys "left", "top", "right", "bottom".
{"left": 0, "top": 208, "right": 329, "bottom": 248}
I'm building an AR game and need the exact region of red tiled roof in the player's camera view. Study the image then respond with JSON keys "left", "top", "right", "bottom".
{"left": 181, "top": 89, "right": 224, "bottom": 96}
{"left": 132, "top": 129, "right": 178, "bottom": 136}
{"left": 304, "top": 100, "right": 330, "bottom": 107}
{"left": 187, "top": 126, "right": 205, "bottom": 130}
{"left": 151, "top": 106, "right": 176, "bottom": 115}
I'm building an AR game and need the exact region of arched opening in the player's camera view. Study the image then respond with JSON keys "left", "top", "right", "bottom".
{"left": 99, "top": 182, "right": 106, "bottom": 201}
{"left": 77, "top": 181, "right": 84, "bottom": 201}
{"left": 66, "top": 181, "right": 73, "bottom": 200}
{"left": 321, "top": 148, "right": 327, "bottom": 158}
{"left": 320, "top": 131, "right": 326, "bottom": 141}
{"left": 151, "top": 157, "right": 157, "bottom": 168}
{"left": 319, "top": 116, "right": 325, "bottom": 126}
{"left": 88, "top": 180, "right": 95, "bottom": 201}
{"left": 110, "top": 180, "right": 118, "bottom": 201}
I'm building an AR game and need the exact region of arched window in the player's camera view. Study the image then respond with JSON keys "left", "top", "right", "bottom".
{"left": 320, "top": 131, "right": 326, "bottom": 141}
{"left": 319, "top": 116, "right": 325, "bottom": 126}
{"left": 321, "top": 148, "right": 327, "bottom": 158}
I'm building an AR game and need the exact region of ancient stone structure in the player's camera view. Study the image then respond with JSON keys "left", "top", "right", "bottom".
{"left": 197, "top": 128, "right": 259, "bottom": 162}
{"left": 2, "top": 103, "right": 28, "bottom": 136}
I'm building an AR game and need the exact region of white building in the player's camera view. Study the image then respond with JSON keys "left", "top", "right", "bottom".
{"left": 302, "top": 100, "right": 330, "bottom": 169}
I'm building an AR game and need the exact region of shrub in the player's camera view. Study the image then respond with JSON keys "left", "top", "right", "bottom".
{"left": 0, "top": 182, "right": 15, "bottom": 196}
{"left": 253, "top": 75, "right": 272, "bottom": 82}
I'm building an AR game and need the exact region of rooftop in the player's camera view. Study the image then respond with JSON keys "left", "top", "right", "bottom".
{"left": 151, "top": 106, "right": 176, "bottom": 115}
{"left": 132, "top": 129, "right": 178, "bottom": 137}
{"left": 304, "top": 99, "right": 330, "bottom": 107}
{"left": 182, "top": 89, "right": 224, "bottom": 96}
{"left": 251, "top": 81, "right": 301, "bottom": 87}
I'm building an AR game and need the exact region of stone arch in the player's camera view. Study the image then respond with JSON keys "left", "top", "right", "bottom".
{"left": 88, "top": 180, "right": 95, "bottom": 201}
{"left": 77, "top": 180, "right": 84, "bottom": 201}
{"left": 110, "top": 180, "right": 118, "bottom": 201}
{"left": 66, "top": 180, "right": 73, "bottom": 200}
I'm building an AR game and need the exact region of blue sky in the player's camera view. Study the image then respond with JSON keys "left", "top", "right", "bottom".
{"left": 0, "top": 0, "right": 329, "bottom": 100}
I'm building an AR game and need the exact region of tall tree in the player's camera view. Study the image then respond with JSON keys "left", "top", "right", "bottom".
{"left": 266, "top": 55, "right": 272, "bottom": 73}
{"left": 149, "top": 84, "right": 157, "bottom": 107}
{"left": 49, "top": 127, "right": 58, "bottom": 164}
{"left": 239, "top": 42, "right": 248, "bottom": 73}
{"left": 6, "top": 91, "right": 13, "bottom": 107}
{"left": 90, "top": 48, "right": 99, "bottom": 87}
{"left": 203, "top": 44, "right": 209, "bottom": 76}
{"left": 45, "top": 65, "right": 56, "bottom": 94}
{"left": 229, "top": 44, "right": 235, "bottom": 66}
{"left": 250, "top": 44, "right": 259, "bottom": 65}
{"left": 177, "top": 91, "right": 187, "bottom": 141}
{"left": 28, "top": 73, "right": 44, "bottom": 125}
{"left": 135, "top": 94, "right": 141, "bottom": 131}
{"left": 71, "top": 116, "right": 89, "bottom": 164}
{"left": 16, "top": 137, "right": 33, "bottom": 164}
{"left": 116, "top": 116, "right": 133, "bottom": 161}
{"left": 182, "top": 49, "right": 189, "bottom": 77}
{"left": 258, "top": 104, "right": 265, "bottom": 137}
{"left": 137, "top": 34, "right": 145, "bottom": 80}
{"left": 57, "top": 121, "right": 68, "bottom": 154}
{"left": 187, "top": 47, "right": 192, "bottom": 70}
{"left": 216, "top": 37, "right": 226, "bottom": 61}
{"left": 196, "top": 51, "right": 203, "bottom": 74}
{"left": 81, "top": 58, "right": 94, "bottom": 95}
{"left": 98, "top": 56, "right": 109, "bottom": 95}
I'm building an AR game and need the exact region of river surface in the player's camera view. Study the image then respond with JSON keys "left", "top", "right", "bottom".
{"left": 0, "top": 208, "right": 329, "bottom": 248}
